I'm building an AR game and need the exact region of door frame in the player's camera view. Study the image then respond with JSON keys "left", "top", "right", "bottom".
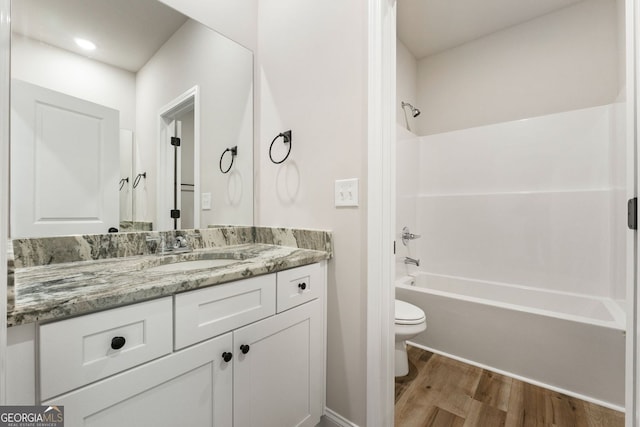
{"left": 368, "top": 0, "right": 640, "bottom": 426}
{"left": 628, "top": 1, "right": 640, "bottom": 425}
{"left": 157, "top": 86, "right": 200, "bottom": 231}
{"left": 0, "top": 0, "right": 10, "bottom": 404}
{"left": 367, "top": 0, "right": 396, "bottom": 425}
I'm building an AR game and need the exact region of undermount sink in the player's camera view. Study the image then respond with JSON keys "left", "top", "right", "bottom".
{"left": 146, "top": 258, "right": 239, "bottom": 273}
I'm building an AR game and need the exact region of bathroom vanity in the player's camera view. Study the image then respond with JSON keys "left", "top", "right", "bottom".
{"left": 6, "top": 227, "right": 331, "bottom": 427}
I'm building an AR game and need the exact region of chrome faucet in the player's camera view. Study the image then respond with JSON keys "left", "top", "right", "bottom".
{"left": 145, "top": 234, "right": 192, "bottom": 256}
{"left": 401, "top": 226, "right": 421, "bottom": 246}
{"left": 404, "top": 257, "right": 420, "bottom": 267}
{"left": 174, "top": 236, "right": 187, "bottom": 249}
{"left": 171, "top": 235, "right": 192, "bottom": 253}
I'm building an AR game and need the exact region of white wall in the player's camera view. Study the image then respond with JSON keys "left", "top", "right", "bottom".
{"left": 395, "top": 125, "right": 419, "bottom": 275}
{"left": 257, "top": 0, "right": 368, "bottom": 424}
{"left": 135, "top": 19, "right": 253, "bottom": 228}
{"left": 396, "top": 40, "right": 418, "bottom": 131}
{"left": 414, "top": 0, "right": 620, "bottom": 135}
{"left": 11, "top": 34, "right": 136, "bottom": 130}
{"left": 397, "top": 105, "right": 626, "bottom": 299}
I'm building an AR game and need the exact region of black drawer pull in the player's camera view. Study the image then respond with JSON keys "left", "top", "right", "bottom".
{"left": 240, "top": 344, "right": 250, "bottom": 354}
{"left": 298, "top": 282, "right": 307, "bottom": 290}
{"left": 111, "top": 336, "right": 126, "bottom": 350}
{"left": 222, "top": 352, "right": 233, "bottom": 363}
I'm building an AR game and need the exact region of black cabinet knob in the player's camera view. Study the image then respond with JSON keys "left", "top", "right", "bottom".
{"left": 240, "top": 344, "right": 250, "bottom": 354}
{"left": 298, "top": 282, "right": 307, "bottom": 290}
{"left": 111, "top": 336, "right": 126, "bottom": 350}
{"left": 222, "top": 352, "right": 233, "bottom": 363}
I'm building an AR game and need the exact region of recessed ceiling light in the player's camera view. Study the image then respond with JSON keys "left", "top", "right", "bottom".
{"left": 74, "top": 37, "right": 96, "bottom": 51}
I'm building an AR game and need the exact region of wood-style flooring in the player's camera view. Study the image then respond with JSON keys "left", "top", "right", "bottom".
{"left": 395, "top": 345, "right": 624, "bottom": 427}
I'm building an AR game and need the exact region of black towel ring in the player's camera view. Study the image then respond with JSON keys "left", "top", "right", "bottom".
{"left": 269, "top": 130, "right": 292, "bottom": 164}
{"left": 219, "top": 146, "right": 238, "bottom": 174}
{"left": 133, "top": 172, "right": 146, "bottom": 189}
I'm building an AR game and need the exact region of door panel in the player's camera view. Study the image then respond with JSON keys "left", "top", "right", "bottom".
{"left": 11, "top": 79, "right": 119, "bottom": 237}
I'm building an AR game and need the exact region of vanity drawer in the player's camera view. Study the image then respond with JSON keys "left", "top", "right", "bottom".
{"left": 39, "top": 297, "right": 173, "bottom": 401}
{"left": 276, "top": 262, "right": 324, "bottom": 313}
{"left": 174, "top": 275, "right": 276, "bottom": 349}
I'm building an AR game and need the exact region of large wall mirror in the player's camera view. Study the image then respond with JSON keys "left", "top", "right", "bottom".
{"left": 9, "top": 0, "right": 254, "bottom": 238}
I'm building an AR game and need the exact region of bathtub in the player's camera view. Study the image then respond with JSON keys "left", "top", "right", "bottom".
{"left": 395, "top": 272, "right": 626, "bottom": 410}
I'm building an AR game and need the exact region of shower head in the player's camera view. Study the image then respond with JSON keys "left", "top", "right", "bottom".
{"left": 401, "top": 101, "right": 421, "bottom": 118}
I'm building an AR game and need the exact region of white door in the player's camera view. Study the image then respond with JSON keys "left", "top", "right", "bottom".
{"left": 11, "top": 79, "right": 119, "bottom": 237}
{"left": 233, "top": 300, "right": 323, "bottom": 427}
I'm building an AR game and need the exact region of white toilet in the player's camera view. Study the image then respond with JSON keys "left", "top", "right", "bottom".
{"left": 395, "top": 299, "right": 427, "bottom": 377}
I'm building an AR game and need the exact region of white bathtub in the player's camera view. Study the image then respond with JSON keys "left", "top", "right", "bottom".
{"left": 395, "top": 272, "right": 626, "bottom": 410}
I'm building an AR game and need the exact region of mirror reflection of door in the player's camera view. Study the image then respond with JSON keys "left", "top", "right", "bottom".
{"left": 11, "top": 79, "right": 119, "bottom": 237}
{"left": 177, "top": 111, "right": 195, "bottom": 230}
{"left": 161, "top": 92, "right": 197, "bottom": 231}
{"left": 119, "top": 130, "right": 133, "bottom": 228}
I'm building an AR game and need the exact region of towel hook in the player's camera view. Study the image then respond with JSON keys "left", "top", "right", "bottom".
{"left": 219, "top": 146, "right": 238, "bottom": 174}
{"left": 269, "top": 130, "right": 292, "bottom": 164}
{"left": 119, "top": 177, "right": 129, "bottom": 191}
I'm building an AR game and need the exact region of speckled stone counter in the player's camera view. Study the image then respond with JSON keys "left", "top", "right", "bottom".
{"left": 8, "top": 227, "right": 332, "bottom": 327}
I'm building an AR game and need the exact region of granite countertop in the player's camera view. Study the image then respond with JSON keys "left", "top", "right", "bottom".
{"left": 9, "top": 243, "right": 330, "bottom": 327}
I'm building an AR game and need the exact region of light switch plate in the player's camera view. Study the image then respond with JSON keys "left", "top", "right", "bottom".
{"left": 335, "top": 178, "right": 359, "bottom": 207}
{"left": 201, "top": 193, "right": 212, "bottom": 210}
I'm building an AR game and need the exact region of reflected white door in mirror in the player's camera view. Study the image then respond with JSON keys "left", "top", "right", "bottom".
{"left": 11, "top": 79, "right": 119, "bottom": 237}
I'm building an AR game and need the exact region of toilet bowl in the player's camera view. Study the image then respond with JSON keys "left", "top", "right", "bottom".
{"left": 395, "top": 299, "right": 427, "bottom": 377}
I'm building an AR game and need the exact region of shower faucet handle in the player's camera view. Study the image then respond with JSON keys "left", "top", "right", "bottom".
{"left": 401, "top": 226, "right": 421, "bottom": 246}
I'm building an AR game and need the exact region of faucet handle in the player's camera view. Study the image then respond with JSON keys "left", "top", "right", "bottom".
{"left": 175, "top": 236, "right": 188, "bottom": 248}
{"left": 401, "top": 226, "right": 421, "bottom": 246}
{"left": 145, "top": 235, "right": 165, "bottom": 255}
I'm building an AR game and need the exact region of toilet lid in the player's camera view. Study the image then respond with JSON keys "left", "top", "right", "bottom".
{"left": 395, "top": 300, "right": 426, "bottom": 325}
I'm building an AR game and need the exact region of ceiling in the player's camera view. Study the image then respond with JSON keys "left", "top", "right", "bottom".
{"left": 11, "top": 0, "right": 188, "bottom": 72}
{"left": 397, "top": 0, "right": 585, "bottom": 59}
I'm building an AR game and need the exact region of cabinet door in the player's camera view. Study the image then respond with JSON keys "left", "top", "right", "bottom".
{"left": 44, "top": 333, "right": 233, "bottom": 427}
{"left": 233, "top": 299, "right": 323, "bottom": 427}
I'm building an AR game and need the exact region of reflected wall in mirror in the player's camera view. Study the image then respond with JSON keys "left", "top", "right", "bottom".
{"left": 9, "top": 0, "right": 254, "bottom": 238}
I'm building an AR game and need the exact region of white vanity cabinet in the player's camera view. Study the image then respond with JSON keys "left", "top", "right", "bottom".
{"left": 24, "top": 261, "right": 326, "bottom": 427}
{"left": 174, "top": 263, "right": 325, "bottom": 427}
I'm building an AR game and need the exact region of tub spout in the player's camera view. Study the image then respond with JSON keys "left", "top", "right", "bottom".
{"left": 404, "top": 257, "right": 420, "bottom": 267}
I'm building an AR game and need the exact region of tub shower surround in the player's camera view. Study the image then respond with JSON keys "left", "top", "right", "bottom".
{"left": 7, "top": 227, "right": 332, "bottom": 326}
{"left": 394, "top": 104, "right": 627, "bottom": 409}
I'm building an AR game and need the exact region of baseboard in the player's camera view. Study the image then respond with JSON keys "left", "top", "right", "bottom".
{"left": 407, "top": 341, "right": 625, "bottom": 413}
{"left": 321, "top": 408, "right": 359, "bottom": 427}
